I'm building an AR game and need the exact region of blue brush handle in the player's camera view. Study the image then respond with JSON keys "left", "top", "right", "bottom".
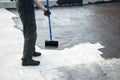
{"left": 46, "top": 0, "right": 52, "bottom": 41}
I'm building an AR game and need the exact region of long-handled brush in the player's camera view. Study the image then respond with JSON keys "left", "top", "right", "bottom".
{"left": 45, "top": 0, "right": 58, "bottom": 47}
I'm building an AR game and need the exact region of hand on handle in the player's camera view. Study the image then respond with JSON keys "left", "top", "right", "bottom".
{"left": 44, "top": 10, "right": 51, "bottom": 17}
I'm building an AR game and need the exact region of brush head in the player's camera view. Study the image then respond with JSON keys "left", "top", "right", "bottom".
{"left": 45, "top": 40, "right": 58, "bottom": 47}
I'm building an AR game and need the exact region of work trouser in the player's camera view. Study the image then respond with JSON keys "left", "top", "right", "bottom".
{"left": 16, "top": 0, "right": 37, "bottom": 60}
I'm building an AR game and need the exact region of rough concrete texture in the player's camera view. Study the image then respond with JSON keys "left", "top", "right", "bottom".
{"left": 41, "top": 59, "right": 120, "bottom": 80}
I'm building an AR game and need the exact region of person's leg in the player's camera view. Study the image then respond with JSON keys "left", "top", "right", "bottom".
{"left": 23, "top": 3, "right": 41, "bottom": 58}
{"left": 20, "top": 4, "right": 37, "bottom": 60}
{"left": 16, "top": 1, "right": 40, "bottom": 66}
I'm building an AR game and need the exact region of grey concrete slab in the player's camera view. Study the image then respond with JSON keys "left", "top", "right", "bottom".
{"left": 0, "top": 2, "right": 16, "bottom": 8}
{"left": 41, "top": 59, "right": 120, "bottom": 80}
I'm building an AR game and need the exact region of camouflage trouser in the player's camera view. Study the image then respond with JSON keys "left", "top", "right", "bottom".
{"left": 16, "top": 0, "right": 37, "bottom": 60}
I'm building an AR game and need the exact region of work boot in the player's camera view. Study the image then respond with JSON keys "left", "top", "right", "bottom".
{"left": 33, "top": 52, "right": 42, "bottom": 57}
{"left": 22, "top": 59, "right": 40, "bottom": 66}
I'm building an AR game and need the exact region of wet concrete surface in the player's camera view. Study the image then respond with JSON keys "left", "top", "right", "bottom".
{"left": 41, "top": 59, "right": 120, "bottom": 80}
{"left": 12, "top": 2, "right": 120, "bottom": 59}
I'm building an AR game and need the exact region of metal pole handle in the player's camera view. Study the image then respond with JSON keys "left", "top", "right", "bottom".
{"left": 46, "top": 0, "right": 53, "bottom": 41}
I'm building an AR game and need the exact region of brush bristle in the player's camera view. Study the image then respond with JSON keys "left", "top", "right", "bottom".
{"left": 45, "top": 40, "right": 58, "bottom": 47}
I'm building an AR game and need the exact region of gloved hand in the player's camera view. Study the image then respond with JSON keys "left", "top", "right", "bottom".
{"left": 44, "top": 10, "right": 51, "bottom": 17}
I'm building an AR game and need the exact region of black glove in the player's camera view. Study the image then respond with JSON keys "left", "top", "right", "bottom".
{"left": 44, "top": 10, "right": 51, "bottom": 17}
